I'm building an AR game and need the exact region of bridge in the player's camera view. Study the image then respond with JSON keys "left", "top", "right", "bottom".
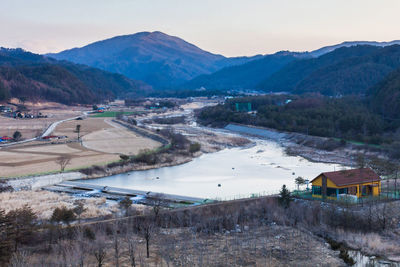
{"left": 43, "top": 181, "right": 207, "bottom": 206}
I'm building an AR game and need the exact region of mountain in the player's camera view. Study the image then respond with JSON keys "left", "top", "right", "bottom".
{"left": 180, "top": 40, "right": 400, "bottom": 92}
{"left": 309, "top": 40, "right": 400, "bottom": 58}
{"left": 0, "top": 48, "right": 151, "bottom": 104}
{"left": 182, "top": 51, "right": 310, "bottom": 90}
{"left": 46, "top": 31, "right": 260, "bottom": 89}
{"left": 258, "top": 45, "right": 400, "bottom": 96}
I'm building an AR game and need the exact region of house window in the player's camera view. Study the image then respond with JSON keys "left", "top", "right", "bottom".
{"left": 312, "top": 186, "right": 321, "bottom": 195}
{"left": 338, "top": 188, "right": 348, "bottom": 194}
{"left": 327, "top": 188, "right": 337, "bottom": 197}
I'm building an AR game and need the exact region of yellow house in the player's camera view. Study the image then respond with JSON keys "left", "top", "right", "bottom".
{"left": 311, "top": 168, "right": 381, "bottom": 200}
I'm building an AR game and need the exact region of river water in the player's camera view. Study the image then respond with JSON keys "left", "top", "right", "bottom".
{"left": 78, "top": 138, "right": 344, "bottom": 199}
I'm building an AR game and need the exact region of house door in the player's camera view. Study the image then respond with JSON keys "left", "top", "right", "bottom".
{"left": 361, "top": 185, "right": 372, "bottom": 196}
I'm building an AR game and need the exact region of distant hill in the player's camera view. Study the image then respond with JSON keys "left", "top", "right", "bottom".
{"left": 258, "top": 45, "right": 400, "bottom": 96}
{"left": 0, "top": 48, "right": 151, "bottom": 104}
{"left": 47, "top": 31, "right": 260, "bottom": 89}
{"left": 309, "top": 40, "right": 400, "bottom": 58}
{"left": 182, "top": 51, "right": 310, "bottom": 90}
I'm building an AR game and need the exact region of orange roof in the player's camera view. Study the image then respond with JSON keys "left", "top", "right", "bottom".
{"left": 312, "top": 168, "right": 381, "bottom": 187}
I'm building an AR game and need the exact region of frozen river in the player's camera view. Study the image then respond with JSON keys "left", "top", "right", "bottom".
{"left": 77, "top": 138, "right": 345, "bottom": 199}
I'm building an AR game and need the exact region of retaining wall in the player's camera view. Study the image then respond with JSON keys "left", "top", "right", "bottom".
{"left": 6, "top": 172, "right": 85, "bottom": 190}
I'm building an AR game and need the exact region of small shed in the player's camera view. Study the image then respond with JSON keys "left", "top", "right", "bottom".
{"left": 311, "top": 168, "right": 381, "bottom": 200}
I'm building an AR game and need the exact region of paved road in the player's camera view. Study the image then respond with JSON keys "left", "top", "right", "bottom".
{"left": 0, "top": 111, "right": 89, "bottom": 148}
{"left": 41, "top": 111, "right": 90, "bottom": 138}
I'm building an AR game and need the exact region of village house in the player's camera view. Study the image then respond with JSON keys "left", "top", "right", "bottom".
{"left": 311, "top": 168, "right": 381, "bottom": 200}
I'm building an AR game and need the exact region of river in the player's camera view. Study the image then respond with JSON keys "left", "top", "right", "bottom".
{"left": 77, "top": 137, "right": 344, "bottom": 199}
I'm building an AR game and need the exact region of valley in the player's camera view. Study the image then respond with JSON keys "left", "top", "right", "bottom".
{"left": 1, "top": 25, "right": 400, "bottom": 266}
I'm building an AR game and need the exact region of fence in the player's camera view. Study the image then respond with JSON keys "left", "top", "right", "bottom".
{"left": 292, "top": 188, "right": 400, "bottom": 206}
{"left": 212, "top": 190, "right": 281, "bottom": 202}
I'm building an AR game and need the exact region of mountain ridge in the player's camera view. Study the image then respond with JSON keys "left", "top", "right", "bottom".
{"left": 0, "top": 48, "right": 151, "bottom": 104}
{"left": 47, "top": 31, "right": 400, "bottom": 91}
{"left": 47, "top": 31, "right": 261, "bottom": 89}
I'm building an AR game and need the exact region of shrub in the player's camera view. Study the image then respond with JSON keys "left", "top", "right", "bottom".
{"left": 134, "top": 150, "right": 158, "bottom": 165}
{"left": 13, "top": 131, "right": 22, "bottom": 141}
{"left": 189, "top": 143, "right": 201, "bottom": 154}
{"left": 119, "top": 154, "right": 130, "bottom": 161}
{"left": 51, "top": 206, "right": 76, "bottom": 225}
{"left": 83, "top": 226, "right": 96, "bottom": 240}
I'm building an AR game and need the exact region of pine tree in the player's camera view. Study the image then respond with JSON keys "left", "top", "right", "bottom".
{"left": 278, "top": 184, "right": 293, "bottom": 209}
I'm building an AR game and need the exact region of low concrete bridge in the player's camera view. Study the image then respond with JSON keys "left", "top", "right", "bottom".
{"left": 43, "top": 181, "right": 207, "bottom": 206}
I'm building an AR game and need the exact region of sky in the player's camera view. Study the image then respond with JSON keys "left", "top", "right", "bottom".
{"left": 2, "top": 0, "right": 400, "bottom": 57}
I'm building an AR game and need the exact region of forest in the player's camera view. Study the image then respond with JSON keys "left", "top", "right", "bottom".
{"left": 0, "top": 48, "right": 151, "bottom": 104}
{"left": 197, "top": 94, "right": 400, "bottom": 148}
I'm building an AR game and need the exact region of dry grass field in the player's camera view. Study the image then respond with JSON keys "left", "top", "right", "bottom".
{"left": 0, "top": 190, "right": 121, "bottom": 219}
{"left": 0, "top": 117, "right": 162, "bottom": 177}
{"left": 0, "top": 142, "right": 119, "bottom": 177}
{"left": 83, "top": 120, "right": 161, "bottom": 155}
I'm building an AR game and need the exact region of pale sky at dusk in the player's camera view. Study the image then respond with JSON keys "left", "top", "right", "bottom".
{"left": 2, "top": 0, "right": 400, "bottom": 57}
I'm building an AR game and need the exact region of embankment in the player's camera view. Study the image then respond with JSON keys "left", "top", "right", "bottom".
{"left": 5, "top": 172, "right": 85, "bottom": 190}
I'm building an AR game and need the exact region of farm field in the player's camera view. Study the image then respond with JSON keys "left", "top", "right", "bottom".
{"left": 82, "top": 120, "right": 161, "bottom": 155}
{"left": 0, "top": 102, "right": 87, "bottom": 139}
{"left": 0, "top": 116, "right": 162, "bottom": 177}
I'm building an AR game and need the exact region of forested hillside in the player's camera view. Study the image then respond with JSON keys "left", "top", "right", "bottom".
{"left": 0, "top": 48, "right": 151, "bottom": 104}
{"left": 197, "top": 95, "right": 400, "bottom": 147}
{"left": 369, "top": 68, "right": 400, "bottom": 119}
{"left": 183, "top": 52, "right": 308, "bottom": 90}
{"left": 258, "top": 45, "right": 400, "bottom": 95}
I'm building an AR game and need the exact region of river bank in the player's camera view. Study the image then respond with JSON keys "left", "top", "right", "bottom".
{"left": 224, "top": 123, "right": 389, "bottom": 166}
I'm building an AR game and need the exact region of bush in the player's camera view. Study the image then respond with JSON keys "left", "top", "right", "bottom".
{"left": 153, "top": 116, "right": 185, "bottom": 125}
{"left": 13, "top": 131, "right": 22, "bottom": 141}
{"left": 134, "top": 150, "right": 158, "bottom": 165}
{"left": 51, "top": 206, "right": 76, "bottom": 225}
{"left": 189, "top": 143, "right": 201, "bottom": 154}
{"left": 83, "top": 226, "right": 96, "bottom": 240}
{"left": 120, "top": 154, "right": 130, "bottom": 161}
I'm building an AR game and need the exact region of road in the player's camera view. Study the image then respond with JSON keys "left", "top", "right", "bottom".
{"left": 0, "top": 111, "right": 89, "bottom": 148}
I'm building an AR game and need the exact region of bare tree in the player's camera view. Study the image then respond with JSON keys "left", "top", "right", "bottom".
{"left": 92, "top": 235, "right": 107, "bottom": 267}
{"left": 150, "top": 193, "right": 166, "bottom": 220}
{"left": 55, "top": 155, "right": 72, "bottom": 172}
{"left": 140, "top": 217, "right": 156, "bottom": 258}
{"left": 112, "top": 222, "right": 120, "bottom": 267}
{"left": 9, "top": 250, "right": 30, "bottom": 267}
{"left": 125, "top": 234, "right": 137, "bottom": 267}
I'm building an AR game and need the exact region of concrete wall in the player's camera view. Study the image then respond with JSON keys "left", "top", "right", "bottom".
{"left": 6, "top": 172, "right": 85, "bottom": 190}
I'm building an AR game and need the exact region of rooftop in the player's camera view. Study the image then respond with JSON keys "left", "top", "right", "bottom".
{"left": 313, "top": 168, "right": 381, "bottom": 186}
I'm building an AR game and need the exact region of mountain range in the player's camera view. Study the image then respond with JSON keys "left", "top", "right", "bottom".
{"left": 48, "top": 33, "right": 400, "bottom": 94}
{"left": 2, "top": 31, "right": 400, "bottom": 105}
{"left": 258, "top": 45, "right": 400, "bottom": 95}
